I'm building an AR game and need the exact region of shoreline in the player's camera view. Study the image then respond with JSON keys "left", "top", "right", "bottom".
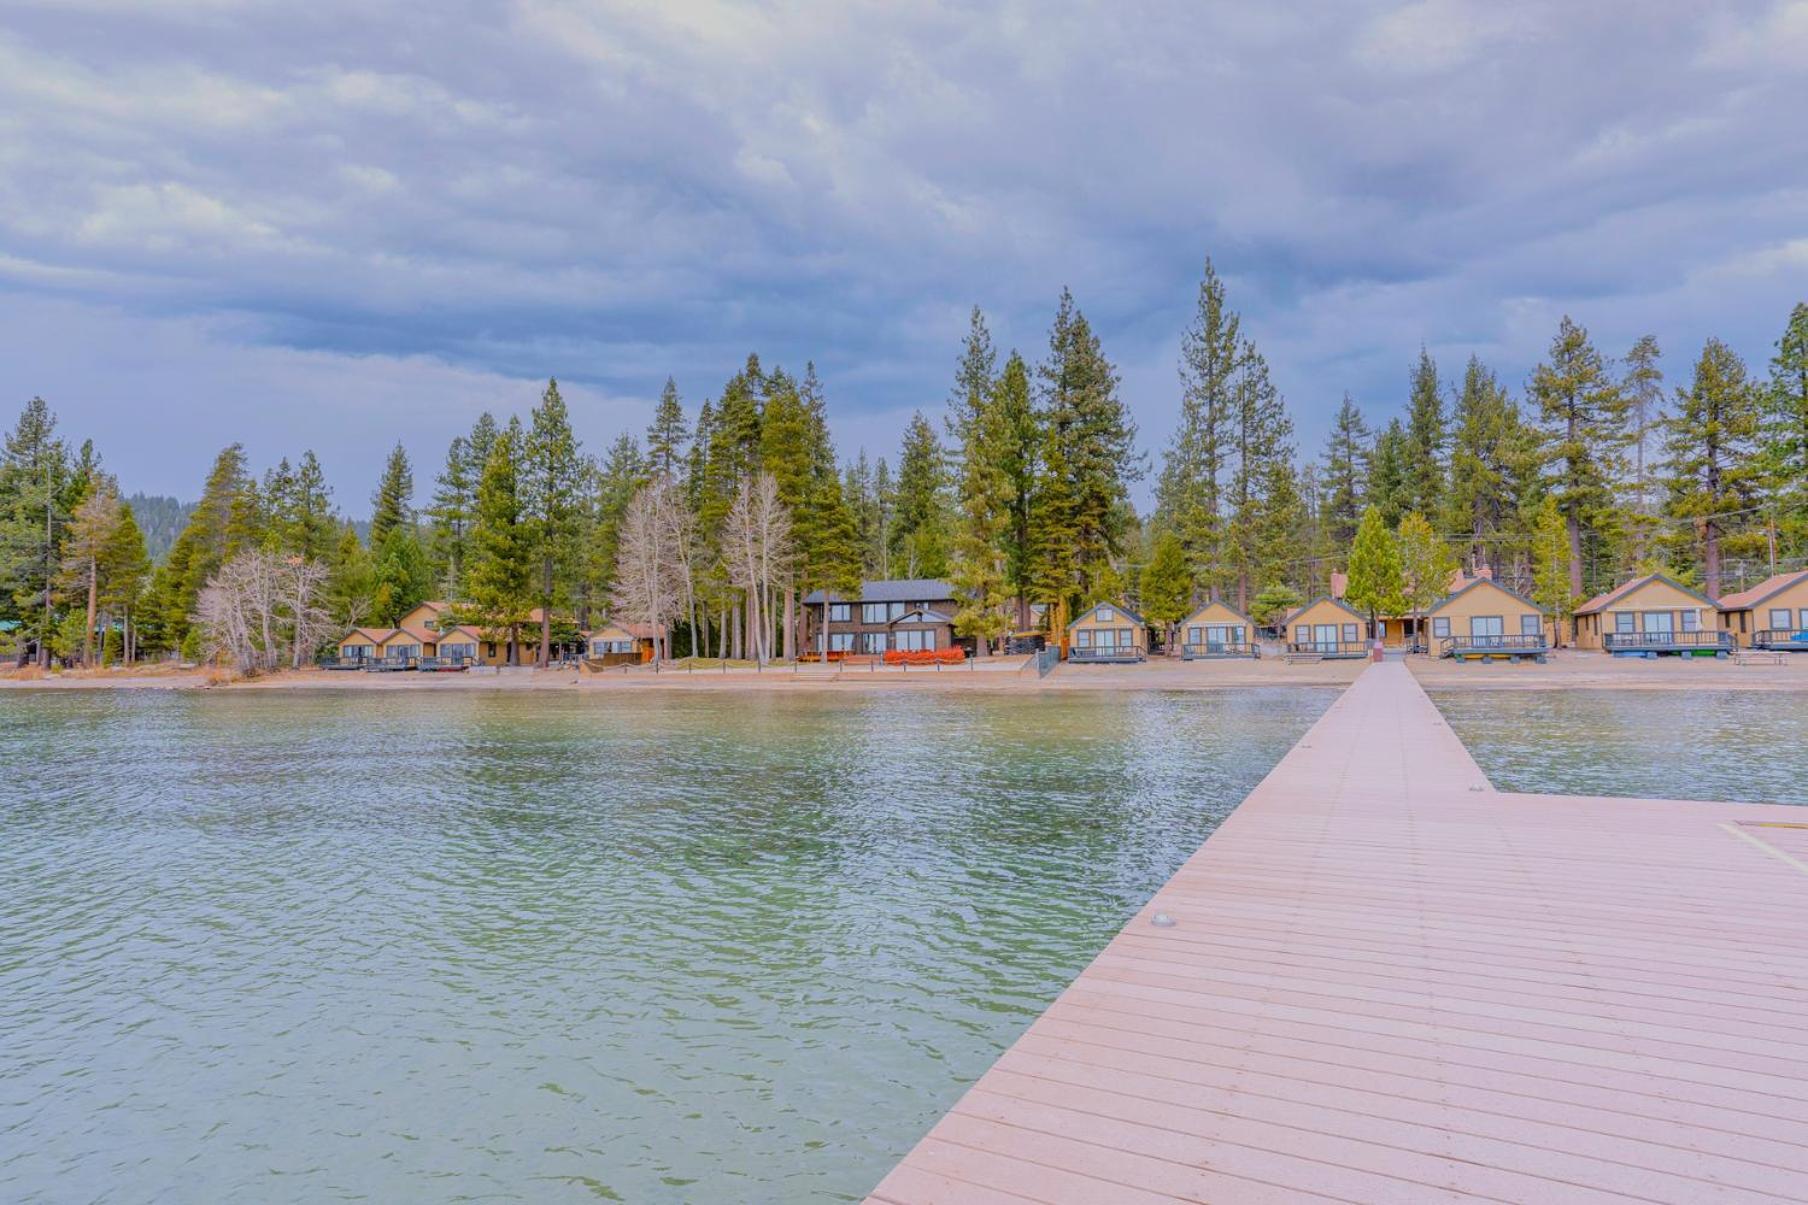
{"left": 5, "top": 650, "right": 1806, "bottom": 693}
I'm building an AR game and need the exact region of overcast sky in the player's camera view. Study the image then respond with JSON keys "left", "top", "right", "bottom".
{"left": 3, "top": 1, "right": 1805, "bottom": 510}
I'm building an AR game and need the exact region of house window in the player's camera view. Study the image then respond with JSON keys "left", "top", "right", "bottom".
{"left": 1470, "top": 616, "right": 1503, "bottom": 638}
{"left": 861, "top": 603, "right": 886, "bottom": 624}
{"left": 1800, "top": 608, "right": 1808, "bottom": 630}
{"left": 1098, "top": 606, "right": 1115, "bottom": 622}
{"left": 443, "top": 642, "right": 474, "bottom": 661}
{"left": 1681, "top": 610, "right": 1699, "bottom": 633}
{"left": 1431, "top": 617, "right": 1451, "bottom": 638}
{"left": 888, "top": 602, "right": 905, "bottom": 621}
{"left": 1642, "top": 611, "right": 1674, "bottom": 634}
{"left": 1520, "top": 614, "right": 1541, "bottom": 636}
{"left": 1341, "top": 623, "right": 1359, "bottom": 643}
{"left": 1771, "top": 608, "right": 1794, "bottom": 631}
{"left": 861, "top": 632, "right": 887, "bottom": 654}
{"left": 1187, "top": 626, "right": 1202, "bottom": 644}
{"left": 828, "top": 603, "right": 851, "bottom": 622}
{"left": 1075, "top": 629, "right": 1093, "bottom": 648}
{"left": 828, "top": 633, "right": 854, "bottom": 652}
{"left": 1614, "top": 612, "right": 1636, "bottom": 634}
{"left": 895, "top": 629, "right": 935, "bottom": 652}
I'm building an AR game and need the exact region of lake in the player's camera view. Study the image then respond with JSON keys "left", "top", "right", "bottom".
{"left": 1431, "top": 688, "right": 1808, "bottom": 805}
{"left": 0, "top": 687, "right": 1333, "bottom": 1203}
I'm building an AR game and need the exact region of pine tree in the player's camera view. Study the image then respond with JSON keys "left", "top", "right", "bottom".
{"left": 1529, "top": 316, "right": 1631, "bottom": 597}
{"left": 1032, "top": 288, "right": 1140, "bottom": 611}
{"left": 1623, "top": 335, "right": 1665, "bottom": 565}
{"left": 1663, "top": 338, "right": 1761, "bottom": 597}
{"left": 100, "top": 502, "right": 151, "bottom": 663}
{"left": 0, "top": 397, "right": 70, "bottom": 663}
{"left": 889, "top": 412, "right": 952, "bottom": 578}
{"left": 1140, "top": 529, "right": 1191, "bottom": 652}
{"left": 1762, "top": 303, "right": 1808, "bottom": 561}
{"left": 466, "top": 420, "right": 535, "bottom": 661}
{"left": 1224, "top": 345, "right": 1294, "bottom": 610}
{"left": 1368, "top": 419, "right": 1410, "bottom": 527}
{"left": 1344, "top": 506, "right": 1404, "bottom": 630}
{"left": 59, "top": 479, "right": 124, "bottom": 666}
{"left": 369, "top": 442, "right": 414, "bottom": 548}
{"left": 325, "top": 521, "right": 374, "bottom": 628}
{"left": 426, "top": 433, "right": 478, "bottom": 598}
{"left": 371, "top": 526, "right": 433, "bottom": 625}
{"left": 1403, "top": 348, "right": 1446, "bottom": 520}
{"left": 1320, "top": 394, "right": 1370, "bottom": 552}
{"left": 646, "top": 376, "right": 689, "bottom": 478}
{"left": 948, "top": 318, "right": 1012, "bottom": 654}
{"left": 1443, "top": 357, "right": 1521, "bottom": 572}
{"left": 994, "top": 353, "right": 1041, "bottom": 628}
{"left": 523, "top": 378, "right": 583, "bottom": 664}
{"left": 147, "top": 444, "right": 252, "bottom": 656}
{"left": 1156, "top": 260, "right": 1239, "bottom": 598}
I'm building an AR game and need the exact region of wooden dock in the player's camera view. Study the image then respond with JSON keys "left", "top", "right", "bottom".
{"left": 869, "top": 662, "right": 1808, "bottom": 1203}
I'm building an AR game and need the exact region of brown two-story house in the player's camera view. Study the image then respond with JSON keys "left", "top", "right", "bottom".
{"left": 800, "top": 579, "right": 960, "bottom": 657}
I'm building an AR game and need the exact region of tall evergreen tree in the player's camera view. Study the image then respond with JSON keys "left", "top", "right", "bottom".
{"left": 889, "top": 412, "right": 952, "bottom": 578}
{"left": 1224, "top": 346, "right": 1296, "bottom": 610}
{"left": 948, "top": 319, "right": 1012, "bottom": 654}
{"left": 1528, "top": 316, "right": 1631, "bottom": 597}
{"left": 1530, "top": 495, "right": 1573, "bottom": 637}
{"left": 1623, "top": 335, "right": 1665, "bottom": 553}
{"left": 1762, "top": 302, "right": 1808, "bottom": 561}
{"left": 1319, "top": 394, "right": 1370, "bottom": 552}
{"left": 1156, "top": 260, "right": 1239, "bottom": 597}
{"left": 1344, "top": 505, "right": 1404, "bottom": 630}
{"left": 523, "top": 378, "right": 584, "bottom": 664}
{"left": 1368, "top": 419, "right": 1411, "bottom": 527}
{"left": 1403, "top": 347, "right": 1446, "bottom": 520}
{"left": 646, "top": 376, "right": 689, "bottom": 478}
{"left": 148, "top": 444, "right": 253, "bottom": 656}
{"left": 427, "top": 432, "right": 479, "bottom": 598}
{"left": 369, "top": 442, "right": 414, "bottom": 548}
{"left": 0, "top": 397, "right": 70, "bottom": 663}
{"left": 371, "top": 526, "right": 433, "bottom": 625}
{"left": 1139, "top": 529, "right": 1191, "bottom": 652}
{"left": 1443, "top": 357, "right": 1522, "bottom": 573}
{"left": 1032, "top": 288, "right": 1140, "bottom": 610}
{"left": 466, "top": 419, "right": 535, "bottom": 662}
{"left": 1663, "top": 338, "right": 1761, "bottom": 597}
{"left": 993, "top": 352, "right": 1041, "bottom": 627}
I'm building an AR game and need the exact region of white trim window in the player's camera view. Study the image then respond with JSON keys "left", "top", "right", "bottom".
{"left": 894, "top": 629, "right": 935, "bottom": 652}
{"left": 828, "top": 603, "right": 851, "bottom": 622}
{"left": 1771, "top": 608, "right": 1794, "bottom": 631}
{"left": 827, "top": 633, "right": 854, "bottom": 653}
{"left": 1681, "top": 610, "right": 1700, "bottom": 633}
{"left": 1520, "top": 614, "right": 1542, "bottom": 636}
{"left": 1431, "top": 617, "right": 1451, "bottom": 639}
{"left": 1097, "top": 606, "right": 1115, "bottom": 622}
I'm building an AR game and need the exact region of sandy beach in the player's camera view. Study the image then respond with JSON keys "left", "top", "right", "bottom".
{"left": 8, "top": 648, "right": 1807, "bottom": 693}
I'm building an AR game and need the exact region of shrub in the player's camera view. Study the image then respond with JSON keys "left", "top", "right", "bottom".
{"left": 882, "top": 647, "right": 967, "bottom": 665}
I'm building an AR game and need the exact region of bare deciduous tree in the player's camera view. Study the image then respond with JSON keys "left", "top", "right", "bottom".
{"left": 609, "top": 480, "right": 683, "bottom": 660}
{"left": 195, "top": 550, "right": 337, "bottom": 675}
{"left": 723, "top": 473, "right": 793, "bottom": 663}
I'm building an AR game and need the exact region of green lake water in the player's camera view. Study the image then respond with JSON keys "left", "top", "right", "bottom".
{"left": 0, "top": 687, "right": 1333, "bottom": 1203}
{"left": 1431, "top": 689, "right": 1808, "bottom": 805}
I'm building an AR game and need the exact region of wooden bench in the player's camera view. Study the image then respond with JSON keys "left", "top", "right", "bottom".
{"left": 1735, "top": 650, "right": 1785, "bottom": 666}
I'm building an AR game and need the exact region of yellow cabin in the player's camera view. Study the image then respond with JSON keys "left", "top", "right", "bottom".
{"left": 1717, "top": 570, "right": 1808, "bottom": 650}
{"left": 1066, "top": 602, "right": 1148, "bottom": 663}
{"left": 584, "top": 621, "right": 658, "bottom": 665}
{"left": 396, "top": 600, "right": 451, "bottom": 633}
{"left": 1283, "top": 596, "right": 1368, "bottom": 658}
{"left": 1426, "top": 579, "right": 1550, "bottom": 661}
{"left": 375, "top": 627, "right": 435, "bottom": 666}
{"left": 1572, "top": 574, "right": 1731, "bottom": 655}
{"left": 1178, "top": 601, "right": 1258, "bottom": 659}
{"left": 433, "top": 625, "right": 484, "bottom": 666}
{"left": 331, "top": 628, "right": 388, "bottom": 668}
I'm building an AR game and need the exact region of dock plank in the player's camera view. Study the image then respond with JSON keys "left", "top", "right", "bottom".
{"left": 868, "top": 663, "right": 1808, "bottom": 1203}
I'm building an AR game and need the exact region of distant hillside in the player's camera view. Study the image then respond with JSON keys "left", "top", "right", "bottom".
{"left": 125, "top": 494, "right": 196, "bottom": 564}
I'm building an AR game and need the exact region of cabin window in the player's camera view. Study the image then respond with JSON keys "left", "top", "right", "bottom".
{"left": 1520, "top": 614, "right": 1541, "bottom": 636}
{"left": 895, "top": 629, "right": 935, "bottom": 652}
{"left": 1341, "top": 623, "right": 1358, "bottom": 643}
{"left": 860, "top": 632, "right": 887, "bottom": 653}
{"left": 1206, "top": 625, "right": 1237, "bottom": 647}
{"left": 1075, "top": 629, "right": 1093, "bottom": 648}
{"left": 1614, "top": 612, "right": 1636, "bottom": 634}
{"left": 827, "top": 633, "right": 854, "bottom": 652}
{"left": 1642, "top": 611, "right": 1674, "bottom": 634}
{"left": 828, "top": 603, "right": 851, "bottom": 622}
{"left": 861, "top": 603, "right": 885, "bottom": 624}
{"left": 1680, "top": 611, "right": 1699, "bottom": 632}
{"left": 1098, "top": 606, "right": 1115, "bottom": 622}
{"left": 1431, "top": 617, "right": 1450, "bottom": 639}
{"left": 1187, "top": 626, "right": 1203, "bottom": 644}
{"left": 1470, "top": 616, "right": 1503, "bottom": 638}
{"left": 1800, "top": 608, "right": 1808, "bottom": 630}
{"left": 1771, "top": 608, "right": 1794, "bottom": 631}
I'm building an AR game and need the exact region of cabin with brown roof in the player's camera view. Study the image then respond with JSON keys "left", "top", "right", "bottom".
{"left": 1178, "top": 600, "right": 1259, "bottom": 659}
{"left": 1572, "top": 574, "right": 1731, "bottom": 655}
{"left": 1426, "top": 578, "right": 1551, "bottom": 661}
{"left": 330, "top": 627, "right": 388, "bottom": 669}
{"left": 1066, "top": 602, "right": 1148, "bottom": 662}
{"left": 1283, "top": 596, "right": 1369, "bottom": 659}
{"left": 584, "top": 621, "right": 665, "bottom": 666}
{"left": 1716, "top": 570, "right": 1808, "bottom": 650}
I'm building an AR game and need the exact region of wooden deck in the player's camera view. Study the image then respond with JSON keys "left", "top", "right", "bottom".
{"left": 868, "top": 662, "right": 1808, "bottom": 1203}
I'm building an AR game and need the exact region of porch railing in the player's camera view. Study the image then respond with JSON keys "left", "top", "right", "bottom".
{"left": 1602, "top": 630, "right": 1733, "bottom": 652}
{"left": 1439, "top": 634, "right": 1548, "bottom": 658}
{"left": 1284, "top": 640, "right": 1370, "bottom": 658}
{"left": 1752, "top": 629, "right": 1808, "bottom": 651}
{"left": 1182, "top": 640, "right": 1259, "bottom": 659}
{"left": 1068, "top": 646, "right": 1145, "bottom": 663}
{"left": 418, "top": 655, "right": 472, "bottom": 671}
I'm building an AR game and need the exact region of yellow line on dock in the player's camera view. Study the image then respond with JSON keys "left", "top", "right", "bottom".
{"left": 1719, "top": 821, "right": 1808, "bottom": 877}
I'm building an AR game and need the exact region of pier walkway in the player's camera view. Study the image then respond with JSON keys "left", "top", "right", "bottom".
{"left": 869, "top": 662, "right": 1808, "bottom": 1203}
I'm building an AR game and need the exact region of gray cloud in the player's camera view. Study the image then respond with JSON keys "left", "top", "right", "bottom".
{"left": 1, "top": 0, "right": 1804, "bottom": 503}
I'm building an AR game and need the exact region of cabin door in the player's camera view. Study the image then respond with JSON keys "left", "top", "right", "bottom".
{"left": 1642, "top": 612, "right": 1674, "bottom": 636}
{"left": 1312, "top": 624, "right": 1337, "bottom": 650}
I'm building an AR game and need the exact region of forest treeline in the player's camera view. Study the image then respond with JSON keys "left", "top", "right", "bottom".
{"left": 1, "top": 262, "right": 1804, "bottom": 668}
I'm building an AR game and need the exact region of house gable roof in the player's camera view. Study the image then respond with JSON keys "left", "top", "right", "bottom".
{"left": 435, "top": 625, "right": 485, "bottom": 642}
{"left": 1716, "top": 570, "right": 1808, "bottom": 612}
{"left": 800, "top": 578, "right": 956, "bottom": 605}
{"left": 1282, "top": 594, "right": 1365, "bottom": 626}
{"left": 1575, "top": 573, "right": 1714, "bottom": 616}
{"left": 1067, "top": 601, "right": 1147, "bottom": 630}
{"left": 1181, "top": 600, "right": 1255, "bottom": 628}
{"left": 1427, "top": 576, "right": 1548, "bottom": 617}
{"left": 339, "top": 627, "right": 391, "bottom": 644}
